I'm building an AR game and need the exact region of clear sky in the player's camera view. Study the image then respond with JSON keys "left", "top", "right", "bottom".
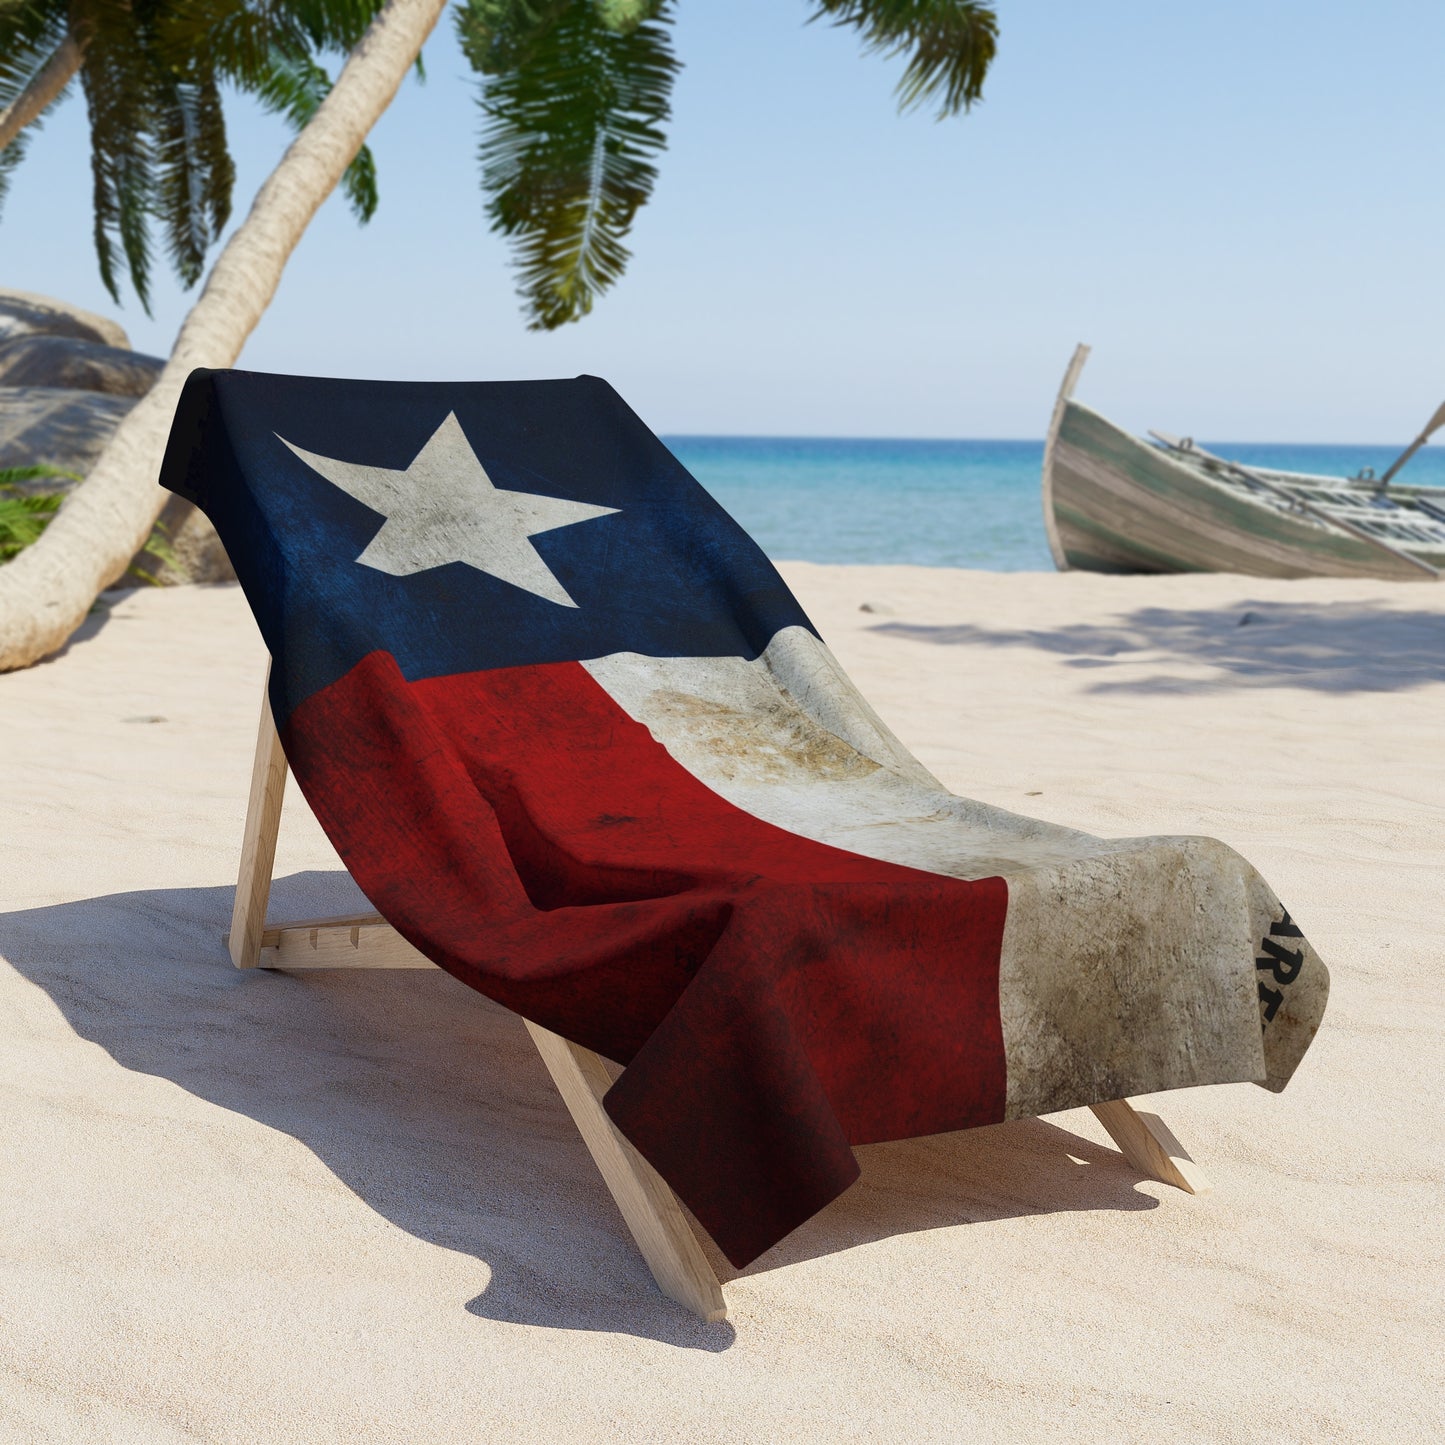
{"left": 4, "top": 0, "right": 1443, "bottom": 440}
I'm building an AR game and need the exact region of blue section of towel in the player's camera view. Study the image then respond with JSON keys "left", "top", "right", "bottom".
{"left": 160, "top": 368, "right": 815, "bottom": 725}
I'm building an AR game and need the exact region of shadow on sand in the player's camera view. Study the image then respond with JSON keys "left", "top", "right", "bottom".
{"left": 2, "top": 870, "right": 1165, "bottom": 1349}
{"left": 873, "top": 598, "right": 1445, "bottom": 695}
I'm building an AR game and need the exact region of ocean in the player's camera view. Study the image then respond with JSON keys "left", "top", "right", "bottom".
{"left": 663, "top": 436, "right": 1445, "bottom": 571}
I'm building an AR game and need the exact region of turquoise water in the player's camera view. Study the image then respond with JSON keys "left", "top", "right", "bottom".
{"left": 663, "top": 435, "right": 1445, "bottom": 571}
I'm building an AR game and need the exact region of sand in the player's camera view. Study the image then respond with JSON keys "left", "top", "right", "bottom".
{"left": 3, "top": 565, "right": 1442, "bottom": 1442}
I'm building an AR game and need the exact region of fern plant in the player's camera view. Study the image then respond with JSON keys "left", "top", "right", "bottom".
{"left": 0, "top": 464, "right": 178, "bottom": 581}
{"left": 0, "top": 465, "right": 75, "bottom": 562}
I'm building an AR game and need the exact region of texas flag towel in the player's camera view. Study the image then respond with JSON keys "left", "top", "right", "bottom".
{"left": 160, "top": 370, "right": 1329, "bottom": 1266}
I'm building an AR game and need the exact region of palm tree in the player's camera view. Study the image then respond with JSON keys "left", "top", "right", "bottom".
{"left": 0, "top": 0, "right": 389, "bottom": 310}
{"left": 0, "top": 0, "right": 998, "bottom": 671}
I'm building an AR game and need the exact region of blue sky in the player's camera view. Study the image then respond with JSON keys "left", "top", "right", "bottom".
{"left": 4, "top": 1, "right": 1443, "bottom": 440}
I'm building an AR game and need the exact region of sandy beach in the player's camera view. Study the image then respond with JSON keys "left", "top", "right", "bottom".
{"left": 4, "top": 563, "right": 1442, "bottom": 1442}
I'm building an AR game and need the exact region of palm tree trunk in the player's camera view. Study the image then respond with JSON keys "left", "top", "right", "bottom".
{"left": 0, "top": 33, "right": 83, "bottom": 153}
{"left": 0, "top": 0, "right": 448, "bottom": 671}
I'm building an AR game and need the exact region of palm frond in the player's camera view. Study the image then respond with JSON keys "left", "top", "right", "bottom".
{"left": 0, "top": 130, "right": 28, "bottom": 215}
{"left": 157, "top": 0, "right": 306, "bottom": 88}
{"left": 459, "top": 0, "right": 569, "bottom": 73}
{"left": 0, "top": 3, "right": 69, "bottom": 103}
{"left": 594, "top": 1, "right": 665, "bottom": 33}
{"left": 152, "top": 69, "right": 235, "bottom": 288}
{"left": 75, "top": 0, "right": 159, "bottom": 310}
{"left": 2, "top": 0, "right": 393, "bottom": 303}
{"left": 245, "top": 46, "right": 379, "bottom": 223}
{"left": 458, "top": 0, "right": 680, "bottom": 330}
{"left": 283, "top": 0, "right": 388, "bottom": 54}
{"left": 160, "top": 1, "right": 383, "bottom": 226}
{"left": 0, "top": 109, "right": 35, "bottom": 218}
{"left": 811, "top": 0, "right": 998, "bottom": 118}
{"left": 0, "top": 3, "right": 71, "bottom": 220}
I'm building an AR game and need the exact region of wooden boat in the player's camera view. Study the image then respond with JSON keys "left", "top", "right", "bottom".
{"left": 1042, "top": 345, "right": 1445, "bottom": 581}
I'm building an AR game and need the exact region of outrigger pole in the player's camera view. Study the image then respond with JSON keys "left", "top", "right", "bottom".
{"left": 1379, "top": 397, "right": 1445, "bottom": 486}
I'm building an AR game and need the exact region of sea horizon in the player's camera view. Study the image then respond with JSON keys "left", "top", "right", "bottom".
{"left": 662, "top": 434, "right": 1445, "bottom": 571}
{"left": 664, "top": 432, "right": 1432, "bottom": 448}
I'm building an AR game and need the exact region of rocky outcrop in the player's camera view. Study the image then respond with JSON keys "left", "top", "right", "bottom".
{"left": 0, "top": 334, "right": 165, "bottom": 397}
{"left": 0, "top": 288, "right": 130, "bottom": 350}
{"left": 0, "top": 386, "right": 136, "bottom": 479}
{"left": 0, "top": 288, "right": 234, "bottom": 585}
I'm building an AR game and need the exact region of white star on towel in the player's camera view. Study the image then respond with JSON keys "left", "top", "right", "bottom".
{"left": 277, "top": 412, "right": 618, "bottom": 607}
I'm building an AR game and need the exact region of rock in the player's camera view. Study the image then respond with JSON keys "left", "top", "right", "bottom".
{"left": 0, "top": 287, "right": 130, "bottom": 350}
{"left": 0, "top": 388, "right": 236, "bottom": 586}
{"left": 0, "top": 334, "right": 163, "bottom": 397}
{"left": 121, "top": 494, "right": 237, "bottom": 588}
{"left": 0, "top": 386, "right": 136, "bottom": 480}
{"left": 0, "top": 388, "right": 237, "bottom": 586}
{"left": 0, "top": 292, "right": 236, "bottom": 586}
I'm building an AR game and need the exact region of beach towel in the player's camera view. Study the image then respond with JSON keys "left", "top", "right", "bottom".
{"left": 159, "top": 369, "right": 1329, "bottom": 1267}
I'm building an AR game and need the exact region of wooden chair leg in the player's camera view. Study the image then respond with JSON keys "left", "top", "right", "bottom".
{"left": 1090, "top": 1099, "right": 1212, "bottom": 1194}
{"left": 229, "top": 670, "right": 288, "bottom": 970}
{"left": 524, "top": 1020, "right": 727, "bottom": 1322}
{"left": 221, "top": 674, "right": 725, "bottom": 1318}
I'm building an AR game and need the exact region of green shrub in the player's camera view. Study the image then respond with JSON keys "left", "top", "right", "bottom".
{"left": 0, "top": 465, "right": 179, "bottom": 580}
{"left": 0, "top": 466, "right": 76, "bottom": 561}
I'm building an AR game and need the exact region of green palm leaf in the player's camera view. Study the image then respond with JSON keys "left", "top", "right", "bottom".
{"left": 0, "top": 103, "right": 32, "bottom": 221}
{"left": 0, "top": 3, "right": 71, "bottom": 219}
{"left": 245, "top": 46, "right": 380, "bottom": 223}
{"left": 811, "top": 0, "right": 998, "bottom": 118}
{"left": 151, "top": 68, "right": 236, "bottom": 289}
{"left": 459, "top": 0, "right": 680, "bottom": 330}
{"left": 0, "top": 2, "right": 69, "bottom": 104}
{"left": 74, "top": 0, "right": 161, "bottom": 310}
{"left": 1, "top": 1, "right": 392, "bottom": 308}
{"left": 162, "top": 0, "right": 384, "bottom": 223}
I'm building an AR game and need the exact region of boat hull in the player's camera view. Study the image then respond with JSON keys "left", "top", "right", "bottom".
{"left": 1047, "top": 401, "right": 1441, "bottom": 581}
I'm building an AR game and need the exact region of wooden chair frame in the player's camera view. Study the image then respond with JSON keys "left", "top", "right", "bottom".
{"left": 225, "top": 678, "right": 1210, "bottom": 1322}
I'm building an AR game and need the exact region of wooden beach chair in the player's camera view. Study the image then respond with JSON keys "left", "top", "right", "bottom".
{"left": 167, "top": 369, "right": 1324, "bottom": 1325}
{"left": 224, "top": 670, "right": 1211, "bottom": 1324}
